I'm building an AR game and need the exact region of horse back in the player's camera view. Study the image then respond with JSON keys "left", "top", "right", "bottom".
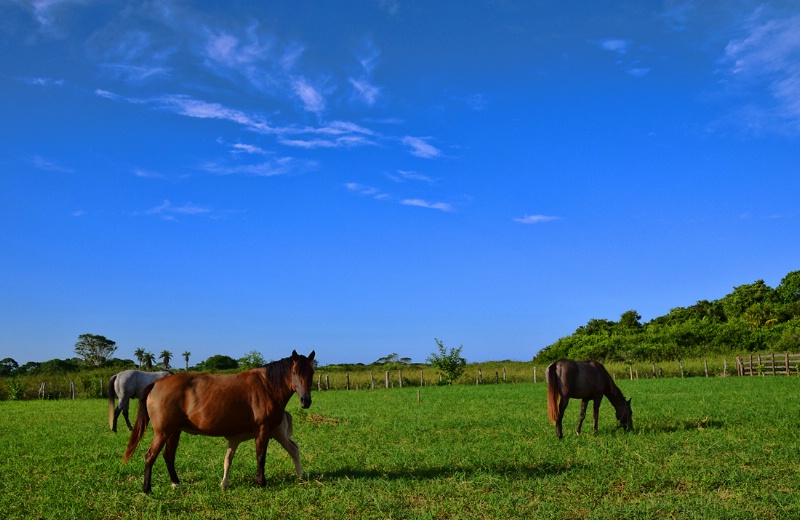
{"left": 555, "top": 359, "right": 608, "bottom": 399}
{"left": 147, "top": 369, "right": 283, "bottom": 437}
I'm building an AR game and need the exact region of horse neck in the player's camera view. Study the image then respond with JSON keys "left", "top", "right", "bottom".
{"left": 263, "top": 359, "right": 295, "bottom": 405}
{"left": 603, "top": 376, "right": 627, "bottom": 409}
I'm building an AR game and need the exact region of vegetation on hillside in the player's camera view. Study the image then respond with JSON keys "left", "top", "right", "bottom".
{"left": 534, "top": 270, "right": 800, "bottom": 364}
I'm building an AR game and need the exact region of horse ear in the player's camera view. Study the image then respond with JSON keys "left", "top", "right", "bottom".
{"left": 308, "top": 350, "right": 315, "bottom": 361}
{"left": 291, "top": 350, "right": 298, "bottom": 359}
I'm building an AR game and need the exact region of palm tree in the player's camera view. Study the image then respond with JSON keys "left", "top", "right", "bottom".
{"left": 160, "top": 350, "right": 173, "bottom": 369}
{"left": 182, "top": 351, "right": 191, "bottom": 370}
{"left": 134, "top": 348, "right": 145, "bottom": 368}
{"left": 142, "top": 352, "right": 156, "bottom": 370}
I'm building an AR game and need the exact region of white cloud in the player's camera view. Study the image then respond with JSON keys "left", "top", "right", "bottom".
{"left": 387, "top": 170, "right": 434, "bottom": 184}
{"left": 513, "top": 214, "right": 560, "bottom": 224}
{"left": 598, "top": 39, "right": 632, "bottom": 54}
{"left": 349, "top": 77, "right": 381, "bottom": 106}
{"left": 145, "top": 200, "right": 211, "bottom": 220}
{"left": 722, "top": 11, "right": 800, "bottom": 131}
{"left": 31, "top": 155, "right": 72, "bottom": 173}
{"left": 202, "top": 157, "right": 316, "bottom": 177}
{"left": 401, "top": 199, "right": 453, "bottom": 212}
{"left": 345, "top": 182, "right": 388, "bottom": 199}
{"left": 402, "top": 136, "right": 441, "bottom": 158}
{"left": 293, "top": 77, "right": 325, "bottom": 114}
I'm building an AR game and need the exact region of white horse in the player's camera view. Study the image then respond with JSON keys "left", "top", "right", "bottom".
{"left": 108, "top": 369, "right": 172, "bottom": 432}
{"left": 221, "top": 411, "right": 302, "bottom": 489}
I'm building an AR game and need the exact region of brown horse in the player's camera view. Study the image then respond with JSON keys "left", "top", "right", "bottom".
{"left": 124, "top": 350, "right": 315, "bottom": 493}
{"left": 546, "top": 359, "right": 632, "bottom": 439}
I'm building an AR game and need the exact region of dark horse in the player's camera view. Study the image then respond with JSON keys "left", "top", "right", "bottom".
{"left": 546, "top": 359, "right": 633, "bottom": 439}
{"left": 124, "top": 350, "right": 315, "bottom": 493}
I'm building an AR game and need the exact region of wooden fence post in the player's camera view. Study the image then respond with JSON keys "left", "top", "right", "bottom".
{"left": 771, "top": 353, "right": 776, "bottom": 375}
{"left": 495, "top": 371, "right": 499, "bottom": 384}
{"left": 629, "top": 366, "right": 633, "bottom": 380}
{"left": 704, "top": 360, "right": 709, "bottom": 377}
{"left": 724, "top": 358, "right": 727, "bottom": 377}
{"left": 317, "top": 374, "right": 321, "bottom": 391}
{"left": 503, "top": 367, "right": 507, "bottom": 381}
{"left": 679, "top": 360, "right": 684, "bottom": 378}
{"left": 70, "top": 380, "right": 75, "bottom": 399}
{"left": 399, "top": 370, "right": 403, "bottom": 388}
{"left": 325, "top": 375, "right": 330, "bottom": 390}
{"left": 786, "top": 353, "right": 790, "bottom": 376}
{"left": 533, "top": 366, "right": 537, "bottom": 383}
{"left": 370, "top": 372, "right": 375, "bottom": 390}
{"left": 346, "top": 372, "right": 350, "bottom": 391}
{"left": 385, "top": 371, "right": 389, "bottom": 389}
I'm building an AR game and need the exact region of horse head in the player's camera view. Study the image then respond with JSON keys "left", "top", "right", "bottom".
{"left": 617, "top": 398, "right": 633, "bottom": 431}
{"left": 290, "top": 350, "right": 315, "bottom": 408}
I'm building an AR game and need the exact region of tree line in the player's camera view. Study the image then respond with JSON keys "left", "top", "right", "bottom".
{"left": 533, "top": 271, "right": 800, "bottom": 364}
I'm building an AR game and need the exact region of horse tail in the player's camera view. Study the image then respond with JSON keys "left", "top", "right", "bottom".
{"left": 546, "top": 363, "right": 560, "bottom": 424}
{"left": 123, "top": 382, "right": 154, "bottom": 463}
{"left": 108, "top": 374, "right": 117, "bottom": 430}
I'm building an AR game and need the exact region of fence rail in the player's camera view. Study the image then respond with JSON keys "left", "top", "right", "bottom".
{"left": 736, "top": 353, "right": 800, "bottom": 376}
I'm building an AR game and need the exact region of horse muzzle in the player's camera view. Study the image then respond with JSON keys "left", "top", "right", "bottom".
{"left": 299, "top": 395, "right": 312, "bottom": 408}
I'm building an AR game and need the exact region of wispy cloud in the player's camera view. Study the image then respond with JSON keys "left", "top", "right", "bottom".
{"left": 345, "top": 182, "right": 389, "bottom": 200}
{"left": 402, "top": 136, "right": 441, "bottom": 158}
{"left": 721, "top": 10, "right": 800, "bottom": 132}
{"left": 350, "top": 77, "right": 381, "bottom": 106}
{"left": 202, "top": 156, "right": 316, "bottom": 177}
{"left": 32, "top": 155, "right": 73, "bottom": 173}
{"left": 293, "top": 77, "right": 326, "bottom": 114}
{"left": 144, "top": 200, "right": 211, "bottom": 220}
{"left": 401, "top": 199, "right": 453, "bottom": 212}
{"left": 592, "top": 38, "right": 651, "bottom": 78}
{"left": 386, "top": 170, "right": 434, "bottom": 184}
{"left": 513, "top": 214, "right": 561, "bottom": 224}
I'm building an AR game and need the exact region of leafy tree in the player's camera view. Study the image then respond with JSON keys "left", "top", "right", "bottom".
{"left": 239, "top": 350, "right": 266, "bottom": 369}
{"left": 619, "top": 310, "right": 642, "bottom": 330}
{"left": 182, "top": 351, "right": 191, "bottom": 370}
{"left": 776, "top": 271, "right": 800, "bottom": 303}
{"left": 134, "top": 348, "right": 145, "bottom": 368}
{"left": 427, "top": 338, "right": 466, "bottom": 385}
{"left": 720, "top": 280, "right": 774, "bottom": 319}
{"left": 159, "top": 350, "right": 173, "bottom": 369}
{"left": 141, "top": 352, "right": 156, "bottom": 369}
{"left": 0, "top": 358, "right": 19, "bottom": 376}
{"left": 74, "top": 334, "right": 117, "bottom": 366}
{"left": 198, "top": 355, "right": 239, "bottom": 371}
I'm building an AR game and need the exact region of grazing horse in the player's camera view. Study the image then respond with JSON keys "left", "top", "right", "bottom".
{"left": 123, "top": 350, "right": 315, "bottom": 493}
{"left": 546, "top": 359, "right": 633, "bottom": 439}
{"left": 108, "top": 369, "right": 172, "bottom": 432}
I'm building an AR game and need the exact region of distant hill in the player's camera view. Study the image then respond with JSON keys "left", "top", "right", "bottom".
{"left": 533, "top": 271, "right": 800, "bottom": 364}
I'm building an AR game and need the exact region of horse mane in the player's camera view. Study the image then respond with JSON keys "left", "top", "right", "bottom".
{"left": 262, "top": 356, "right": 293, "bottom": 383}
{"left": 591, "top": 360, "right": 624, "bottom": 399}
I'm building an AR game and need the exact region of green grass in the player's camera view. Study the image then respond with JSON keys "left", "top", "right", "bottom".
{"left": 1, "top": 377, "right": 799, "bottom": 519}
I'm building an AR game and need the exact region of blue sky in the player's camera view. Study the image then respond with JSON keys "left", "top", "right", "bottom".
{"left": 1, "top": 1, "right": 799, "bottom": 366}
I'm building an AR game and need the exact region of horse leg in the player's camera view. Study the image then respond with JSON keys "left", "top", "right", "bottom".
{"left": 273, "top": 416, "right": 302, "bottom": 478}
{"left": 122, "top": 398, "right": 134, "bottom": 431}
{"left": 113, "top": 396, "right": 129, "bottom": 432}
{"left": 142, "top": 432, "right": 168, "bottom": 493}
{"left": 576, "top": 399, "right": 589, "bottom": 435}
{"left": 254, "top": 430, "right": 271, "bottom": 487}
{"left": 592, "top": 398, "right": 602, "bottom": 433}
{"left": 556, "top": 396, "right": 569, "bottom": 439}
{"left": 221, "top": 439, "right": 241, "bottom": 489}
{"left": 162, "top": 431, "right": 182, "bottom": 488}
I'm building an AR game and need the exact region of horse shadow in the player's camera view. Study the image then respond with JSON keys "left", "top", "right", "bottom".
{"left": 642, "top": 417, "right": 724, "bottom": 433}
{"left": 300, "top": 461, "right": 578, "bottom": 483}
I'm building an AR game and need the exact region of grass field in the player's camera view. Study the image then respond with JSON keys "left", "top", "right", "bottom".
{"left": 1, "top": 376, "right": 798, "bottom": 519}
